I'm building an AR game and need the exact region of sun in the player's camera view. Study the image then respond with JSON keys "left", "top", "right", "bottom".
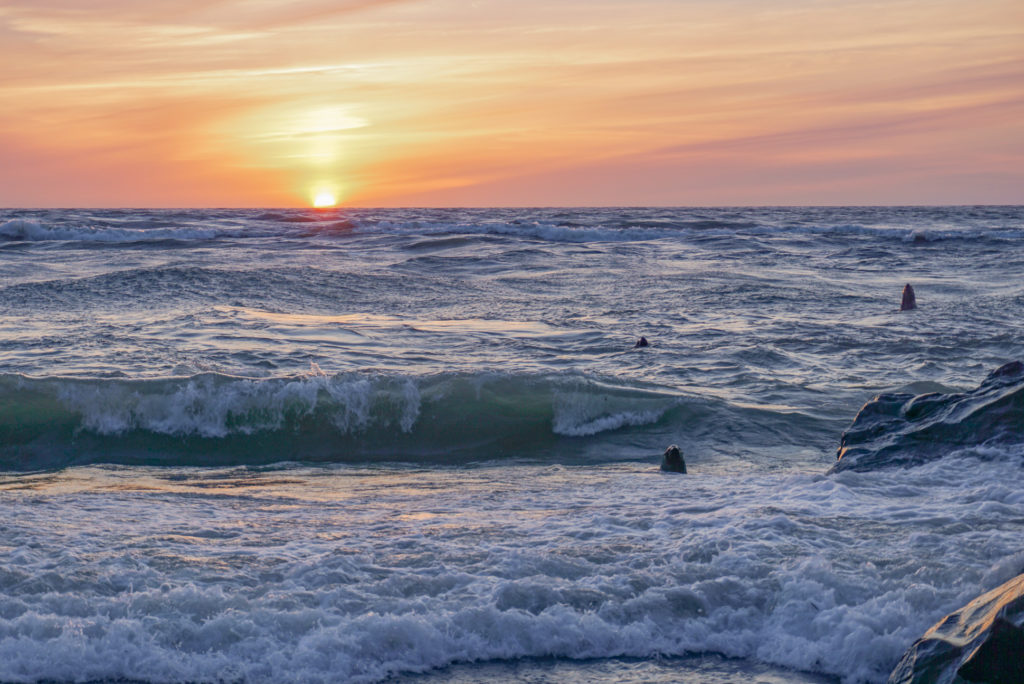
{"left": 312, "top": 191, "right": 337, "bottom": 208}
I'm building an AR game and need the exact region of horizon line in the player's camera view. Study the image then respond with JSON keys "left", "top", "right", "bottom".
{"left": 4, "top": 203, "right": 1023, "bottom": 211}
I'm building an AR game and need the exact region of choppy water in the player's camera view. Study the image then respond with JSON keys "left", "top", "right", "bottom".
{"left": 0, "top": 206, "right": 1022, "bottom": 683}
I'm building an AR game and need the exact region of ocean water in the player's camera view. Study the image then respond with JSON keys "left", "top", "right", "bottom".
{"left": 0, "top": 206, "right": 1022, "bottom": 683}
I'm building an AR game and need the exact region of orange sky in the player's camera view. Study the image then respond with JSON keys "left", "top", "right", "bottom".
{"left": 1, "top": 0, "right": 1022, "bottom": 207}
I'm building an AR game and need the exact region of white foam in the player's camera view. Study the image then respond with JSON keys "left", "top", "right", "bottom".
{"left": 57, "top": 375, "right": 317, "bottom": 437}
{"left": 6, "top": 212, "right": 1021, "bottom": 246}
{"left": 52, "top": 374, "right": 424, "bottom": 438}
{"left": 3, "top": 448, "right": 1019, "bottom": 683}
{"left": 0, "top": 218, "right": 224, "bottom": 242}
{"left": 552, "top": 390, "right": 672, "bottom": 436}
{"left": 553, "top": 408, "right": 666, "bottom": 436}
{"left": 357, "top": 219, "right": 667, "bottom": 243}
{"left": 345, "top": 218, "right": 1024, "bottom": 245}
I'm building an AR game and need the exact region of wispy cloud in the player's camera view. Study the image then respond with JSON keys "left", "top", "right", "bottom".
{"left": 229, "top": 0, "right": 418, "bottom": 29}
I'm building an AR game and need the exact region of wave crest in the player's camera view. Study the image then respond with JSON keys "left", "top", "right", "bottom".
{"left": 0, "top": 372, "right": 679, "bottom": 470}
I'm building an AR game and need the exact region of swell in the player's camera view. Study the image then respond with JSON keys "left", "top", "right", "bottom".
{"left": 3, "top": 207, "right": 1022, "bottom": 245}
{"left": 0, "top": 266, "right": 389, "bottom": 314}
{"left": 0, "top": 371, "right": 835, "bottom": 471}
{"left": 0, "top": 372, "right": 665, "bottom": 470}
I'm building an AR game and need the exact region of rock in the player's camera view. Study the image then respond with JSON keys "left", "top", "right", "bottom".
{"left": 830, "top": 361, "right": 1024, "bottom": 472}
{"left": 634, "top": 336, "right": 649, "bottom": 348}
{"left": 888, "top": 572, "right": 1024, "bottom": 684}
{"left": 660, "top": 444, "right": 686, "bottom": 473}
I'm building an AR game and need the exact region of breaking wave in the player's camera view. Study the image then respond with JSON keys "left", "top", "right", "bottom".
{"left": 0, "top": 372, "right": 689, "bottom": 470}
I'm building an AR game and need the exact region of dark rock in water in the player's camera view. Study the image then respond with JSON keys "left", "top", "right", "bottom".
{"left": 634, "top": 336, "right": 649, "bottom": 348}
{"left": 900, "top": 283, "right": 917, "bottom": 311}
{"left": 661, "top": 444, "right": 687, "bottom": 473}
{"left": 831, "top": 361, "right": 1024, "bottom": 473}
{"left": 990, "top": 360, "right": 1024, "bottom": 379}
{"left": 887, "top": 572, "right": 1024, "bottom": 684}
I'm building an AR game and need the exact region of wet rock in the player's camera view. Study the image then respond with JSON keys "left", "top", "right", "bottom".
{"left": 830, "top": 361, "right": 1024, "bottom": 472}
{"left": 888, "top": 572, "right": 1024, "bottom": 684}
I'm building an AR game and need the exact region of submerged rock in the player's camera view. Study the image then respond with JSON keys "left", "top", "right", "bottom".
{"left": 887, "top": 572, "right": 1024, "bottom": 684}
{"left": 831, "top": 361, "right": 1024, "bottom": 472}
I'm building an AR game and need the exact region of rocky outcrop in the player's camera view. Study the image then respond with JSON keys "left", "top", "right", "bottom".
{"left": 831, "top": 361, "right": 1024, "bottom": 473}
{"left": 888, "top": 572, "right": 1024, "bottom": 684}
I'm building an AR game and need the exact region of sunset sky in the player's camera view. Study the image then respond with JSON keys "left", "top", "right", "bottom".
{"left": 1, "top": 0, "right": 1022, "bottom": 207}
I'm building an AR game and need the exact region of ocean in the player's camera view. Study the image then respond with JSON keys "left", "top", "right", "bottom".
{"left": 0, "top": 206, "right": 1021, "bottom": 683}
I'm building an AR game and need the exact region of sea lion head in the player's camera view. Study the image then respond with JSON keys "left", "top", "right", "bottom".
{"left": 660, "top": 444, "right": 687, "bottom": 473}
{"left": 900, "top": 283, "right": 916, "bottom": 311}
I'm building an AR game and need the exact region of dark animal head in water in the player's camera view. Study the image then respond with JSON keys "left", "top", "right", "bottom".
{"left": 661, "top": 444, "right": 687, "bottom": 473}
{"left": 634, "top": 337, "right": 649, "bottom": 348}
{"left": 900, "top": 283, "right": 917, "bottom": 311}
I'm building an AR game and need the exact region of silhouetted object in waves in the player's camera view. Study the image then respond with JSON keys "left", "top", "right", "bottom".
{"left": 900, "top": 283, "right": 917, "bottom": 311}
{"left": 660, "top": 444, "right": 687, "bottom": 473}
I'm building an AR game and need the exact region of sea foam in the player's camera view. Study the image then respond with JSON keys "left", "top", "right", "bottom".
{"left": 1, "top": 451, "right": 1021, "bottom": 683}
{"left": 0, "top": 218, "right": 223, "bottom": 242}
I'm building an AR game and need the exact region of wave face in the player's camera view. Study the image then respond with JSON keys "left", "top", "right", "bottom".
{"left": 832, "top": 361, "right": 1024, "bottom": 472}
{"left": 0, "top": 372, "right": 702, "bottom": 470}
{"left": 0, "top": 370, "right": 837, "bottom": 472}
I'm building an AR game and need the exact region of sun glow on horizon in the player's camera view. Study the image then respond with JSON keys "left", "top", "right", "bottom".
{"left": 312, "top": 190, "right": 337, "bottom": 208}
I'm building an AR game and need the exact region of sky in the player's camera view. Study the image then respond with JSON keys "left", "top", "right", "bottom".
{"left": 1, "top": 0, "right": 1022, "bottom": 207}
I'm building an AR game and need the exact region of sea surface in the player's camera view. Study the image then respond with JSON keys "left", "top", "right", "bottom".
{"left": 0, "top": 206, "right": 1022, "bottom": 683}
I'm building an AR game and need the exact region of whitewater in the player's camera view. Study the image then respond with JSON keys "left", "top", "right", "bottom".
{"left": 0, "top": 206, "right": 1021, "bottom": 683}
